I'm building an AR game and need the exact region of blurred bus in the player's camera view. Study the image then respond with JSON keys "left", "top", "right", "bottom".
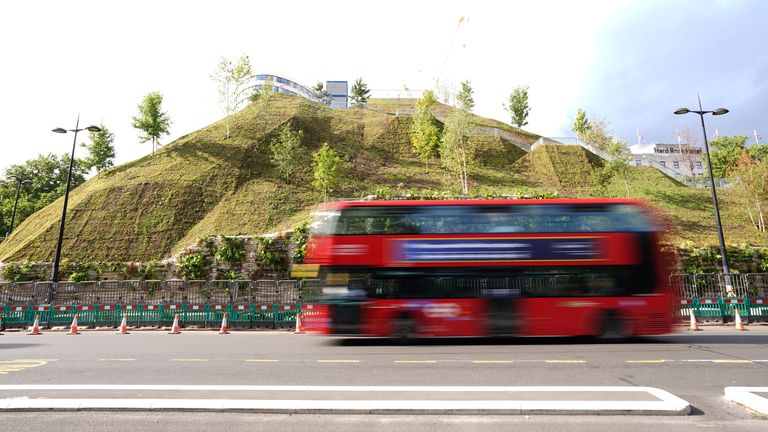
{"left": 303, "top": 198, "right": 675, "bottom": 338}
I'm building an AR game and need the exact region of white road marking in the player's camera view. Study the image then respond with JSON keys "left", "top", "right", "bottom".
{"left": 0, "top": 385, "right": 691, "bottom": 415}
{"left": 724, "top": 387, "right": 768, "bottom": 415}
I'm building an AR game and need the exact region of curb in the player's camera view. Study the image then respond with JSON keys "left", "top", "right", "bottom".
{"left": 724, "top": 387, "right": 768, "bottom": 415}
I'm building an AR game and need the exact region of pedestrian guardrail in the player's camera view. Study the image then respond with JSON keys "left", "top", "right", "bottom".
{"left": 0, "top": 302, "right": 323, "bottom": 330}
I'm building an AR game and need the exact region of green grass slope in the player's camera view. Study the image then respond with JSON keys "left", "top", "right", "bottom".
{"left": 1, "top": 94, "right": 765, "bottom": 263}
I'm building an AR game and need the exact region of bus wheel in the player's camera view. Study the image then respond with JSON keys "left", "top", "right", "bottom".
{"left": 598, "top": 311, "right": 628, "bottom": 341}
{"left": 391, "top": 314, "right": 419, "bottom": 341}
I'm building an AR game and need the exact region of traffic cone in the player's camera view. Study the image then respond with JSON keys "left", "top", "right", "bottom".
{"left": 294, "top": 312, "right": 304, "bottom": 334}
{"left": 218, "top": 313, "right": 230, "bottom": 334}
{"left": 689, "top": 309, "right": 701, "bottom": 331}
{"left": 27, "top": 314, "right": 42, "bottom": 335}
{"left": 734, "top": 308, "right": 747, "bottom": 331}
{"left": 168, "top": 314, "right": 181, "bottom": 334}
{"left": 67, "top": 314, "right": 81, "bottom": 335}
{"left": 116, "top": 314, "right": 130, "bottom": 334}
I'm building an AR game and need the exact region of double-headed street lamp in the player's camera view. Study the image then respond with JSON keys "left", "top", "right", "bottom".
{"left": 674, "top": 97, "right": 730, "bottom": 275}
{"left": 6, "top": 175, "right": 32, "bottom": 236}
{"left": 50, "top": 116, "right": 101, "bottom": 286}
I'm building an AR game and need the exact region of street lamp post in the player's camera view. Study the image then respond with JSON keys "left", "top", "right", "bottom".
{"left": 49, "top": 115, "right": 101, "bottom": 289}
{"left": 674, "top": 96, "right": 730, "bottom": 275}
{"left": 6, "top": 175, "right": 32, "bottom": 236}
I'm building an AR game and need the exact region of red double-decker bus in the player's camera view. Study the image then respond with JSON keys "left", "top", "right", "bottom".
{"left": 303, "top": 198, "right": 676, "bottom": 338}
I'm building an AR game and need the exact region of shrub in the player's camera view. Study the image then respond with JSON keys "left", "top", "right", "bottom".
{"left": 216, "top": 236, "right": 246, "bottom": 264}
{"left": 179, "top": 252, "right": 209, "bottom": 280}
{"left": 68, "top": 271, "right": 90, "bottom": 282}
{"left": 2, "top": 261, "right": 35, "bottom": 282}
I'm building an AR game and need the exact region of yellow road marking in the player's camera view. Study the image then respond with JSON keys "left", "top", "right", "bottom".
{"left": 0, "top": 360, "right": 50, "bottom": 375}
{"left": 98, "top": 359, "right": 136, "bottom": 362}
{"left": 317, "top": 360, "right": 361, "bottom": 363}
{"left": 244, "top": 359, "right": 280, "bottom": 363}
{"left": 170, "top": 359, "right": 209, "bottom": 362}
{"left": 394, "top": 360, "right": 438, "bottom": 364}
{"left": 712, "top": 359, "right": 753, "bottom": 364}
{"left": 472, "top": 360, "right": 515, "bottom": 364}
{"left": 545, "top": 360, "right": 587, "bottom": 364}
{"left": 626, "top": 360, "right": 666, "bottom": 363}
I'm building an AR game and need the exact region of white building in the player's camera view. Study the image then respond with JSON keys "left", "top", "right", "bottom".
{"left": 629, "top": 143, "right": 705, "bottom": 178}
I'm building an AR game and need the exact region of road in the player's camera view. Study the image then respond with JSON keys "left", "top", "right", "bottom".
{"left": 0, "top": 327, "right": 766, "bottom": 431}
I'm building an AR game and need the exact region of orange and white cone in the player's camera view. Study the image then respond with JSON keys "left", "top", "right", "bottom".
{"left": 67, "top": 314, "right": 81, "bottom": 335}
{"left": 218, "top": 313, "right": 230, "bottom": 334}
{"left": 168, "top": 314, "right": 181, "bottom": 334}
{"left": 689, "top": 309, "right": 701, "bottom": 331}
{"left": 116, "top": 313, "right": 130, "bottom": 334}
{"left": 27, "top": 314, "right": 42, "bottom": 335}
{"left": 294, "top": 312, "right": 304, "bottom": 334}
{"left": 734, "top": 308, "right": 747, "bottom": 331}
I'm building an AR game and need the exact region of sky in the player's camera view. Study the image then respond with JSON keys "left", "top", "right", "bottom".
{"left": 1, "top": 0, "right": 766, "bottom": 175}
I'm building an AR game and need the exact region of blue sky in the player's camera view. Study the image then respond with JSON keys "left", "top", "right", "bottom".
{"left": 1, "top": 0, "right": 766, "bottom": 174}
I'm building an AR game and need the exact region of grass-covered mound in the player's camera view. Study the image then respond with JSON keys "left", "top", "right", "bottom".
{"left": 1, "top": 94, "right": 765, "bottom": 263}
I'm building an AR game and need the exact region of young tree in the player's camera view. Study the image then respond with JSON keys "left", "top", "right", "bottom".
{"left": 410, "top": 90, "right": 441, "bottom": 167}
{"left": 349, "top": 77, "right": 371, "bottom": 108}
{"left": 440, "top": 82, "right": 475, "bottom": 194}
{"left": 131, "top": 91, "right": 171, "bottom": 156}
{"left": 312, "top": 143, "right": 344, "bottom": 201}
{"left": 269, "top": 123, "right": 306, "bottom": 181}
{"left": 603, "top": 138, "right": 632, "bottom": 197}
{"left": 505, "top": 85, "right": 530, "bottom": 128}
{"left": 678, "top": 126, "right": 700, "bottom": 185}
{"left": 211, "top": 54, "right": 254, "bottom": 139}
{"left": 80, "top": 123, "right": 116, "bottom": 173}
{"left": 733, "top": 153, "right": 768, "bottom": 232}
{"left": 709, "top": 135, "right": 748, "bottom": 178}
{"left": 579, "top": 118, "right": 613, "bottom": 152}
{"left": 313, "top": 82, "right": 333, "bottom": 106}
{"left": 456, "top": 80, "right": 474, "bottom": 111}
{"left": 572, "top": 108, "right": 590, "bottom": 138}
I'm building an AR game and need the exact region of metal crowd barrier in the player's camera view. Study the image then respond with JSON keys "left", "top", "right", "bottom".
{"left": 0, "top": 279, "right": 324, "bottom": 306}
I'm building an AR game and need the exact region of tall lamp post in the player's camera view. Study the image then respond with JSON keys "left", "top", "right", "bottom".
{"left": 6, "top": 175, "right": 32, "bottom": 236}
{"left": 674, "top": 97, "right": 730, "bottom": 275}
{"left": 50, "top": 116, "right": 101, "bottom": 287}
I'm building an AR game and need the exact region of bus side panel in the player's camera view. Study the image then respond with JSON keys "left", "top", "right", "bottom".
{"left": 361, "top": 299, "right": 488, "bottom": 337}
{"left": 517, "top": 297, "right": 675, "bottom": 336}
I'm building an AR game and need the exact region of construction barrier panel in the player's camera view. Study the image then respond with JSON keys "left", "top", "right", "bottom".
{"left": 97, "top": 305, "right": 121, "bottom": 327}
{"left": 252, "top": 304, "right": 275, "bottom": 328}
{"left": 677, "top": 298, "right": 695, "bottom": 322}
{"left": 696, "top": 298, "right": 724, "bottom": 324}
{"left": 722, "top": 298, "right": 750, "bottom": 322}
{"left": 76, "top": 305, "right": 99, "bottom": 326}
{"left": 274, "top": 305, "right": 298, "bottom": 329}
{"left": 49, "top": 305, "right": 77, "bottom": 325}
{"left": 3, "top": 306, "right": 28, "bottom": 327}
{"left": 749, "top": 298, "right": 768, "bottom": 323}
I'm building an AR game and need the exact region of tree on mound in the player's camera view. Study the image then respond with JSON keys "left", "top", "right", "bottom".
{"left": 312, "top": 144, "right": 344, "bottom": 202}
{"left": 270, "top": 123, "right": 307, "bottom": 182}
{"left": 410, "top": 90, "right": 441, "bottom": 168}
{"left": 441, "top": 81, "right": 476, "bottom": 194}
{"left": 211, "top": 54, "right": 255, "bottom": 139}
{"left": 132, "top": 91, "right": 171, "bottom": 156}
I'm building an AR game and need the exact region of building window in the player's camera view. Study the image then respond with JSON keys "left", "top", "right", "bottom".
{"left": 635, "top": 160, "right": 641, "bottom": 166}
{"left": 696, "top": 161, "right": 702, "bottom": 169}
{"left": 659, "top": 161, "right": 666, "bottom": 168}
{"left": 673, "top": 161, "right": 679, "bottom": 169}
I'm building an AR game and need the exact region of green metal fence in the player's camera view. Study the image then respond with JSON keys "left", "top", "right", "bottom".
{"left": 0, "top": 303, "right": 316, "bottom": 329}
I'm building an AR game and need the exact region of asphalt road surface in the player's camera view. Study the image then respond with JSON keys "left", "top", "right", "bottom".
{"left": 1, "top": 327, "right": 767, "bottom": 431}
